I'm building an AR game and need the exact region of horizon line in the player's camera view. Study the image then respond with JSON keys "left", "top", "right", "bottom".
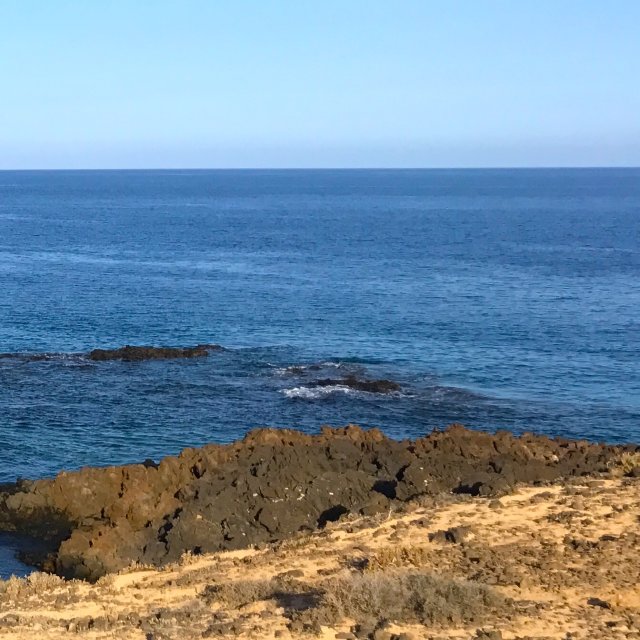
{"left": 1, "top": 165, "right": 639, "bottom": 172}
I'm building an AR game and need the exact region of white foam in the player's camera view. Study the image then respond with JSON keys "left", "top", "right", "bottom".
{"left": 281, "top": 385, "right": 357, "bottom": 399}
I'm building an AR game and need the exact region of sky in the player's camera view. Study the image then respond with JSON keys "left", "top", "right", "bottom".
{"left": 1, "top": 1, "right": 639, "bottom": 169}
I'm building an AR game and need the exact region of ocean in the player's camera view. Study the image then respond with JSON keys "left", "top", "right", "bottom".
{"left": 1, "top": 168, "right": 638, "bottom": 488}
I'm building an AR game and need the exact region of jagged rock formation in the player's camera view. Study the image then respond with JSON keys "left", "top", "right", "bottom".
{"left": 0, "top": 425, "right": 631, "bottom": 581}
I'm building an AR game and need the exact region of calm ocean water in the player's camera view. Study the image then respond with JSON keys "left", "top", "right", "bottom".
{"left": 1, "top": 169, "right": 639, "bottom": 489}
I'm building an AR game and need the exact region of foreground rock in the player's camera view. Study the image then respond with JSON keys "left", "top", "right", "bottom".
{"left": 0, "top": 425, "right": 633, "bottom": 580}
{"left": 87, "top": 344, "right": 222, "bottom": 361}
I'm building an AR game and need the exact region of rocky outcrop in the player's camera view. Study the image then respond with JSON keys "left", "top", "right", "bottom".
{"left": 87, "top": 344, "right": 222, "bottom": 362}
{"left": 310, "top": 376, "right": 401, "bottom": 393}
{"left": 0, "top": 425, "right": 631, "bottom": 581}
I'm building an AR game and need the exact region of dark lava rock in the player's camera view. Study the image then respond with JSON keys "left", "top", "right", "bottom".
{"left": 587, "top": 597, "right": 612, "bottom": 609}
{"left": 88, "top": 344, "right": 222, "bottom": 361}
{"left": 0, "top": 424, "right": 624, "bottom": 581}
{"left": 429, "top": 525, "right": 472, "bottom": 544}
{"left": 475, "top": 630, "right": 503, "bottom": 640}
{"left": 311, "top": 376, "right": 401, "bottom": 394}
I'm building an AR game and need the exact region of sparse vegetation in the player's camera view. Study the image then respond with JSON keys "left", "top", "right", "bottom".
{"left": 0, "top": 572, "right": 64, "bottom": 600}
{"left": 303, "top": 570, "right": 507, "bottom": 626}
{"left": 204, "top": 577, "right": 278, "bottom": 608}
{"left": 364, "top": 545, "right": 431, "bottom": 571}
{"left": 94, "top": 573, "right": 118, "bottom": 593}
{"left": 614, "top": 452, "right": 640, "bottom": 476}
{"left": 203, "top": 576, "right": 307, "bottom": 609}
{"left": 203, "top": 569, "right": 507, "bottom": 628}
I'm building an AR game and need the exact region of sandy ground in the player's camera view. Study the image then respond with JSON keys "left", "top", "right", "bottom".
{"left": 0, "top": 476, "right": 638, "bottom": 640}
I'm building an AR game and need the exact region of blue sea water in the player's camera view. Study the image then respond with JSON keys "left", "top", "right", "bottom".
{"left": 0, "top": 168, "right": 639, "bottom": 493}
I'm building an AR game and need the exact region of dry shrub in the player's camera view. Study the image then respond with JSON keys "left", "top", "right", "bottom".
{"left": 27, "top": 571, "right": 64, "bottom": 592}
{"left": 94, "top": 573, "right": 119, "bottom": 594}
{"left": 204, "top": 577, "right": 296, "bottom": 609}
{"left": 203, "top": 569, "right": 507, "bottom": 628}
{"left": 178, "top": 550, "right": 198, "bottom": 566}
{"left": 615, "top": 452, "right": 640, "bottom": 476}
{"left": 365, "top": 545, "right": 431, "bottom": 571}
{"left": 0, "top": 572, "right": 64, "bottom": 599}
{"left": 303, "top": 570, "right": 507, "bottom": 626}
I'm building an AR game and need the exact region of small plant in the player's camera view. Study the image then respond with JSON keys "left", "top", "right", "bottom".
{"left": 607, "top": 451, "right": 640, "bottom": 477}
{"left": 365, "top": 545, "right": 431, "bottom": 572}
{"left": 616, "top": 452, "right": 640, "bottom": 476}
{"left": 95, "top": 573, "right": 118, "bottom": 592}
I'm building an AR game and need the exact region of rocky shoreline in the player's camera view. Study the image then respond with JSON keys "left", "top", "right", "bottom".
{"left": 0, "top": 424, "right": 635, "bottom": 582}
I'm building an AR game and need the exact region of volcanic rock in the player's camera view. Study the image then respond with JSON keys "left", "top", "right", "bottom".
{"left": 310, "top": 376, "right": 401, "bottom": 393}
{"left": 87, "top": 344, "right": 222, "bottom": 362}
{"left": 0, "top": 424, "right": 626, "bottom": 581}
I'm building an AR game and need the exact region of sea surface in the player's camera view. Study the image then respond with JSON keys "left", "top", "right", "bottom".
{"left": 0, "top": 169, "right": 639, "bottom": 555}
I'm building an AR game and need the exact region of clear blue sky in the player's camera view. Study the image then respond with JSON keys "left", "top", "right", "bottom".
{"left": 1, "top": 1, "right": 639, "bottom": 168}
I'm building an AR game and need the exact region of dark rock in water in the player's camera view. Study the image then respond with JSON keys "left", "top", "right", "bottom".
{"left": 0, "top": 424, "right": 623, "bottom": 581}
{"left": 87, "top": 344, "right": 222, "bottom": 362}
{"left": 283, "top": 366, "right": 306, "bottom": 375}
{"left": 311, "top": 375, "right": 401, "bottom": 394}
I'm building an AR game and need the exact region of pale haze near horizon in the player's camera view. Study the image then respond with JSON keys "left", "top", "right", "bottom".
{"left": 1, "top": 1, "right": 639, "bottom": 169}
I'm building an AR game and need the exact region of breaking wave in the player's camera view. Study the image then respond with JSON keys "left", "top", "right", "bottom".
{"left": 281, "top": 385, "right": 359, "bottom": 399}
{"left": 281, "top": 385, "right": 409, "bottom": 400}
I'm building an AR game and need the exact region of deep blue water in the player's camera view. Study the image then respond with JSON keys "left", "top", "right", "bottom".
{"left": 1, "top": 168, "right": 639, "bottom": 490}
